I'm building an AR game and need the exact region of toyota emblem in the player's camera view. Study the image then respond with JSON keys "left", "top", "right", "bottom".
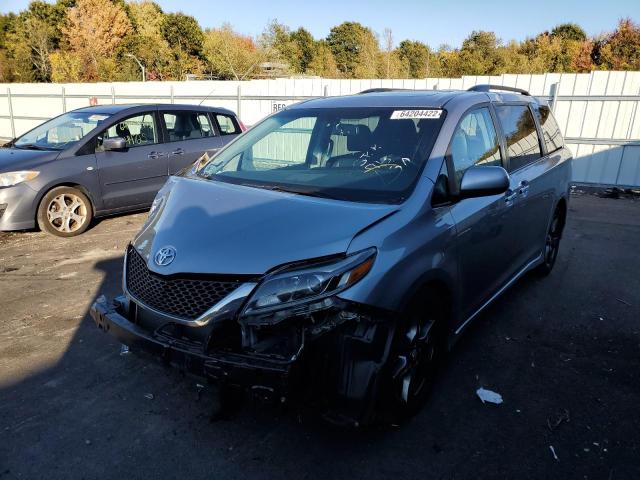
{"left": 154, "top": 246, "right": 176, "bottom": 266}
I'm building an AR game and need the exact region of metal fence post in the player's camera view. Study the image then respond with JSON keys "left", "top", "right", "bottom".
{"left": 324, "top": 85, "right": 329, "bottom": 97}
{"left": 61, "top": 87, "right": 67, "bottom": 112}
{"left": 7, "top": 88, "right": 15, "bottom": 139}
{"left": 111, "top": 86, "right": 116, "bottom": 105}
{"left": 237, "top": 84, "right": 242, "bottom": 117}
{"left": 549, "top": 82, "right": 559, "bottom": 113}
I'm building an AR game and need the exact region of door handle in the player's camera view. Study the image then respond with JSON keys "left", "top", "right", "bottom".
{"left": 518, "top": 180, "right": 530, "bottom": 197}
{"left": 504, "top": 190, "right": 518, "bottom": 206}
{"left": 147, "top": 151, "right": 166, "bottom": 159}
{"left": 169, "top": 148, "right": 184, "bottom": 156}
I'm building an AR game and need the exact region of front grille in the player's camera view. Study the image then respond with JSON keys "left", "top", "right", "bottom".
{"left": 125, "top": 246, "right": 241, "bottom": 321}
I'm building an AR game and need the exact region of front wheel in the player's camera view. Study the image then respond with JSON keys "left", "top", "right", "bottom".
{"left": 37, "top": 186, "right": 93, "bottom": 237}
{"left": 377, "top": 292, "right": 447, "bottom": 424}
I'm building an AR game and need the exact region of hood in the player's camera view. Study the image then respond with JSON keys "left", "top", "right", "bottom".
{"left": 133, "top": 176, "right": 398, "bottom": 275}
{"left": 0, "top": 147, "right": 59, "bottom": 171}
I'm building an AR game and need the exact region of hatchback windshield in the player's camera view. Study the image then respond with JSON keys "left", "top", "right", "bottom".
{"left": 197, "top": 107, "right": 445, "bottom": 203}
{"left": 14, "top": 111, "right": 112, "bottom": 151}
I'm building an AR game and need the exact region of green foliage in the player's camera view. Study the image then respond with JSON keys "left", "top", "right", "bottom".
{"left": 0, "top": 4, "right": 636, "bottom": 83}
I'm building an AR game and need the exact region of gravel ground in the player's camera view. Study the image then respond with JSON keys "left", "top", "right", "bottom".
{"left": 0, "top": 192, "right": 639, "bottom": 480}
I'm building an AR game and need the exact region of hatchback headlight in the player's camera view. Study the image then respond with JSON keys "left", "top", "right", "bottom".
{"left": 0, "top": 171, "right": 39, "bottom": 187}
{"left": 242, "top": 248, "right": 376, "bottom": 317}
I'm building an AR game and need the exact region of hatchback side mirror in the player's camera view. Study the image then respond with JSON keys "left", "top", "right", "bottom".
{"left": 103, "top": 137, "right": 127, "bottom": 151}
{"left": 459, "top": 166, "right": 510, "bottom": 199}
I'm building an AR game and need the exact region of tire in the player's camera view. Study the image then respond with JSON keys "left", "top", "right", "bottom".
{"left": 535, "top": 205, "right": 565, "bottom": 276}
{"left": 376, "top": 290, "right": 448, "bottom": 424}
{"left": 37, "top": 186, "right": 93, "bottom": 237}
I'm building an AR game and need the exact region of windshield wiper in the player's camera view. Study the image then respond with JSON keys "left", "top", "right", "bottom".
{"left": 240, "top": 183, "right": 339, "bottom": 200}
{"left": 14, "top": 143, "right": 58, "bottom": 151}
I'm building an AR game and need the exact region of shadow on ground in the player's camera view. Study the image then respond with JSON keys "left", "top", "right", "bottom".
{"left": 1, "top": 193, "right": 639, "bottom": 479}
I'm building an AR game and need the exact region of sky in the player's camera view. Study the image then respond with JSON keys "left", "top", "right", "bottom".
{"left": 1, "top": 0, "right": 638, "bottom": 48}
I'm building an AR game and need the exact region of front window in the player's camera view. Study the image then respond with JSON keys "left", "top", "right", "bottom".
{"left": 96, "top": 113, "right": 158, "bottom": 151}
{"left": 14, "top": 111, "right": 112, "bottom": 151}
{"left": 198, "top": 107, "right": 445, "bottom": 203}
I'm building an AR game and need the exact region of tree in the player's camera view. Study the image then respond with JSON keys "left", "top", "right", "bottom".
{"left": 596, "top": 18, "right": 640, "bottom": 70}
{"left": 291, "top": 28, "right": 316, "bottom": 73}
{"left": 398, "top": 40, "right": 430, "bottom": 78}
{"left": 307, "top": 41, "right": 339, "bottom": 77}
{"left": 551, "top": 23, "right": 587, "bottom": 42}
{"left": 161, "top": 12, "right": 204, "bottom": 57}
{"left": 327, "top": 22, "right": 378, "bottom": 77}
{"left": 204, "top": 24, "right": 264, "bottom": 80}
{"left": 61, "top": 0, "right": 132, "bottom": 80}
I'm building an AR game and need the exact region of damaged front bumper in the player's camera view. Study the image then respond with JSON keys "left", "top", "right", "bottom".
{"left": 90, "top": 295, "right": 396, "bottom": 423}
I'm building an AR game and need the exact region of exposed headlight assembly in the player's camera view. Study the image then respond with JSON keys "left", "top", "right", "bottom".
{"left": 0, "top": 171, "right": 39, "bottom": 187}
{"left": 241, "top": 248, "right": 376, "bottom": 318}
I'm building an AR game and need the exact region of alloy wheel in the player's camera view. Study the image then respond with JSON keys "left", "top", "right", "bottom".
{"left": 46, "top": 193, "right": 88, "bottom": 234}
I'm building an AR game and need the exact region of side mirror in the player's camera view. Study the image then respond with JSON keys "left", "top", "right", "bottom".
{"left": 459, "top": 166, "right": 510, "bottom": 199}
{"left": 103, "top": 137, "right": 127, "bottom": 151}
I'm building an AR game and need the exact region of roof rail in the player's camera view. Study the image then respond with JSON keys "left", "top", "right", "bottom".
{"left": 467, "top": 84, "right": 530, "bottom": 96}
{"left": 358, "top": 88, "right": 408, "bottom": 94}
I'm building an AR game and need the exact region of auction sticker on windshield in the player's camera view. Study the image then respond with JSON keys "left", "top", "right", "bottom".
{"left": 390, "top": 109, "right": 443, "bottom": 120}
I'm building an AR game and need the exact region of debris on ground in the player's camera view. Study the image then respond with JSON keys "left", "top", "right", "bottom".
{"left": 549, "top": 445, "right": 559, "bottom": 461}
{"left": 120, "top": 344, "right": 130, "bottom": 356}
{"left": 476, "top": 387, "right": 503, "bottom": 404}
{"left": 615, "top": 297, "right": 632, "bottom": 306}
{"left": 547, "top": 409, "right": 571, "bottom": 431}
{"left": 144, "top": 393, "right": 154, "bottom": 400}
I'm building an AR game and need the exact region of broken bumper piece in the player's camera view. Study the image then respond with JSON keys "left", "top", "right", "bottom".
{"left": 91, "top": 294, "right": 396, "bottom": 423}
{"left": 90, "top": 299, "right": 295, "bottom": 401}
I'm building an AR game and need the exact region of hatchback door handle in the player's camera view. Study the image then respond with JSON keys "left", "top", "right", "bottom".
{"left": 170, "top": 148, "right": 184, "bottom": 156}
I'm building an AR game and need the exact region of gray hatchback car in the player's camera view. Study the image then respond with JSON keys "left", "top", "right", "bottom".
{"left": 91, "top": 85, "right": 572, "bottom": 425}
{"left": 0, "top": 104, "right": 243, "bottom": 236}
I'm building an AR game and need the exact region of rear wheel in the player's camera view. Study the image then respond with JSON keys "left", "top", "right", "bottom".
{"left": 37, "top": 186, "right": 93, "bottom": 237}
{"left": 378, "top": 291, "right": 447, "bottom": 423}
{"left": 535, "top": 205, "right": 565, "bottom": 276}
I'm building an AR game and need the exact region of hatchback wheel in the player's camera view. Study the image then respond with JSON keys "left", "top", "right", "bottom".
{"left": 37, "top": 186, "right": 93, "bottom": 237}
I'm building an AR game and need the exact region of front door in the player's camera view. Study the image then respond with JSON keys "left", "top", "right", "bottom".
{"left": 446, "top": 106, "right": 520, "bottom": 323}
{"left": 95, "top": 111, "right": 168, "bottom": 210}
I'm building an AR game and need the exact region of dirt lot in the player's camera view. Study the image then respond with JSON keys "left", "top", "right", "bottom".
{"left": 0, "top": 192, "right": 639, "bottom": 480}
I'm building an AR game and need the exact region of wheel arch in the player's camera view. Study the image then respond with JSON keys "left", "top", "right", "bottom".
{"left": 34, "top": 182, "right": 97, "bottom": 223}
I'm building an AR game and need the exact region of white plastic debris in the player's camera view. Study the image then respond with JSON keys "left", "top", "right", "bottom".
{"left": 549, "top": 445, "right": 559, "bottom": 461}
{"left": 476, "top": 387, "right": 503, "bottom": 404}
{"left": 120, "top": 344, "right": 130, "bottom": 356}
{"left": 144, "top": 393, "right": 154, "bottom": 400}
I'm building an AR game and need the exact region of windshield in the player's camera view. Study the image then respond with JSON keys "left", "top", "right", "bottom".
{"left": 197, "top": 107, "right": 445, "bottom": 204}
{"left": 14, "top": 111, "right": 112, "bottom": 151}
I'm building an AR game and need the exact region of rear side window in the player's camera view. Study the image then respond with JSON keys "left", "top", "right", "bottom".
{"left": 215, "top": 114, "right": 241, "bottom": 135}
{"left": 449, "top": 107, "right": 502, "bottom": 185}
{"left": 163, "top": 111, "right": 216, "bottom": 142}
{"left": 535, "top": 105, "right": 564, "bottom": 153}
{"left": 495, "top": 105, "right": 541, "bottom": 171}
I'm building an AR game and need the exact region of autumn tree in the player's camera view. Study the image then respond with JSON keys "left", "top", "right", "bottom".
{"left": 204, "top": 24, "right": 264, "bottom": 80}
{"left": 307, "top": 41, "right": 339, "bottom": 77}
{"left": 596, "top": 18, "right": 640, "bottom": 70}
{"left": 398, "top": 40, "right": 430, "bottom": 78}
{"left": 56, "top": 0, "right": 132, "bottom": 80}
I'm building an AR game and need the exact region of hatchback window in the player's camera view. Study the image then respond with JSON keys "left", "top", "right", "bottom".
{"left": 164, "top": 111, "right": 215, "bottom": 142}
{"left": 215, "top": 114, "right": 241, "bottom": 135}
{"left": 198, "top": 107, "right": 445, "bottom": 204}
{"left": 97, "top": 113, "right": 157, "bottom": 151}
{"left": 534, "top": 105, "right": 564, "bottom": 153}
{"left": 14, "top": 111, "right": 112, "bottom": 151}
{"left": 449, "top": 107, "right": 502, "bottom": 185}
{"left": 495, "top": 105, "right": 542, "bottom": 171}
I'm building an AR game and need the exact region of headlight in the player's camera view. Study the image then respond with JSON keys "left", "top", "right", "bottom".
{"left": 0, "top": 171, "right": 39, "bottom": 187}
{"left": 242, "top": 248, "right": 376, "bottom": 317}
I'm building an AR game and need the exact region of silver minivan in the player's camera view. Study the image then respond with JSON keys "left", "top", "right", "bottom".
{"left": 92, "top": 86, "right": 572, "bottom": 425}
